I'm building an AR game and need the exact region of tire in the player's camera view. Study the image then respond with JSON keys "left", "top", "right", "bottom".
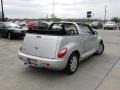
{"left": 96, "top": 42, "right": 104, "bottom": 55}
{"left": 112, "top": 27, "right": 114, "bottom": 30}
{"left": 7, "top": 32, "right": 13, "bottom": 40}
{"left": 64, "top": 53, "right": 79, "bottom": 75}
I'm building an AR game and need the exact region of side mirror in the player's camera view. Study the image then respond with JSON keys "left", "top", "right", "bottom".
{"left": 93, "top": 31, "right": 98, "bottom": 34}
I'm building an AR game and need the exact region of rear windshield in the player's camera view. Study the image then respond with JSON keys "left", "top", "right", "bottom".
{"left": 28, "top": 23, "right": 79, "bottom": 35}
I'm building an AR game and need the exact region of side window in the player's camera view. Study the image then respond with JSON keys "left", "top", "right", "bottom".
{"left": 79, "top": 24, "right": 92, "bottom": 34}
{"left": 64, "top": 24, "right": 79, "bottom": 35}
{"left": 51, "top": 24, "right": 62, "bottom": 31}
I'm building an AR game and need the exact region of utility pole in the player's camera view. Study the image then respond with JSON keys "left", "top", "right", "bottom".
{"left": 1, "top": 0, "right": 5, "bottom": 21}
{"left": 52, "top": 0, "right": 55, "bottom": 21}
{"left": 104, "top": 4, "right": 107, "bottom": 24}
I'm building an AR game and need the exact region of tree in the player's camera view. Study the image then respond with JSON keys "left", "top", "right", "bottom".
{"left": 111, "top": 17, "right": 120, "bottom": 23}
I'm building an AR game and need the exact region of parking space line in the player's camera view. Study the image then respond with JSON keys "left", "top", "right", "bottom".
{"left": 95, "top": 56, "right": 120, "bottom": 90}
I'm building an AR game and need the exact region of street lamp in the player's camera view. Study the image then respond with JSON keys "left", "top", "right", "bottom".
{"left": 1, "top": 0, "right": 5, "bottom": 21}
{"left": 104, "top": 4, "right": 107, "bottom": 24}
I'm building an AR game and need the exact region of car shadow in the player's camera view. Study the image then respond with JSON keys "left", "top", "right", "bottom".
{"left": 19, "top": 54, "right": 105, "bottom": 80}
{"left": 19, "top": 65, "right": 69, "bottom": 81}
{"left": 12, "top": 37, "right": 24, "bottom": 41}
{"left": 0, "top": 35, "right": 24, "bottom": 41}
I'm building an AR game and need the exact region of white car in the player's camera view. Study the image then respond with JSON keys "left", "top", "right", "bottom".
{"left": 104, "top": 22, "right": 117, "bottom": 30}
{"left": 18, "top": 22, "right": 104, "bottom": 74}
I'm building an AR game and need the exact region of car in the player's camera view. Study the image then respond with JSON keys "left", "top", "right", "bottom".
{"left": 27, "top": 20, "right": 50, "bottom": 31}
{"left": 19, "top": 20, "right": 29, "bottom": 27}
{"left": 103, "top": 21, "right": 117, "bottom": 30}
{"left": 18, "top": 22, "right": 104, "bottom": 74}
{"left": 0, "top": 22, "right": 28, "bottom": 40}
{"left": 90, "top": 21, "right": 102, "bottom": 29}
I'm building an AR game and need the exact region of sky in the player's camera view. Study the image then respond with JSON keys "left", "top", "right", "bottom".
{"left": 0, "top": 0, "right": 120, "bottom": 19}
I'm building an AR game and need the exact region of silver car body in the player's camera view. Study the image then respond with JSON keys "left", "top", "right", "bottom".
{"left": 18, "top": 22, "right": 103, "bottom": 70}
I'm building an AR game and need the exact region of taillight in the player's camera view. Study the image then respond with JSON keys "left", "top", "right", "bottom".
{"left": 57, "top": 48, "right": 67, "bottom": 58}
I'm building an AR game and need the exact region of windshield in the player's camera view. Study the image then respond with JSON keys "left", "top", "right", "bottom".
{"left": 5, "top": 23, "right": 20, "bottom": 28}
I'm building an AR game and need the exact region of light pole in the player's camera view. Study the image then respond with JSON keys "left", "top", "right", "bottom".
{"left": 104, "top": 4, "right": 107, "bottom": 24}
{"left": 52, "top": 0, "right": 55, "bottom": 21}
{"left": 1, "top": 0, "right": 5, "bottom": 21}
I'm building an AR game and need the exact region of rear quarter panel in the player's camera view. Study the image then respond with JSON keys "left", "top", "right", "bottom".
{"left": 56, "top": 35, "right": 85, "bottom": 61}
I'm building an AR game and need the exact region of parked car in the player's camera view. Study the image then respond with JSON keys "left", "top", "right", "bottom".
{"left": 0, "top": 22, "right": 28, "bottom": 40}
{"left": 19, "top": 20, "right": 29, "bottom": 27}
{"left": 18, "top": 22, "right": 104, "bottom": 74}
{"left": 90, "top": 21, "right": 102, "bottom": 29}
{"left": 103, "top": 21, "right": 117, "bottom": 30}
{"left": 27, "top": 21, "right": 50, "bottom": 31}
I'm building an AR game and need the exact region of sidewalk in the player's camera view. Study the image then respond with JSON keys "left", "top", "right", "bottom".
{"left": 97, "top": 58, "right": 120, "bottom": 90}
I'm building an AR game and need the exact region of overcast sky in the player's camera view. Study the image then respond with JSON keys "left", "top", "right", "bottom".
{"left": 0, "top": 0, "right": 120, "bottom": 19}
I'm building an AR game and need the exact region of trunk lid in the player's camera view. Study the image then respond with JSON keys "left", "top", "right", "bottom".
{"left": 22, "top": 34, "right": 59, "bottom": 58}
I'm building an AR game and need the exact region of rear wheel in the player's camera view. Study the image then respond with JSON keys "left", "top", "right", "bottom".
{"left": 96, "top": 42, "right": 104, "bottom": 55}
{"left": 64, "top": 53, "right": 79, "bottom": 75}
{"left": 7, "top": 32, "right": 13, "bottom": 40}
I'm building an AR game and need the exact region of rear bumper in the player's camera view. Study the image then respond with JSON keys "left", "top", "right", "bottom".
{"left": 18, "top": 51, "right": 67, "bottom": 70}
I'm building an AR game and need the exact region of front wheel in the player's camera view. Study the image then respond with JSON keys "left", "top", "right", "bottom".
{"left": 96, "top": 42, "right": 104, "bottom": 55}
{"left": 64, "top": 53, "right": 79, "bottom": 75}
{"left": 7, "top": 32, "right": 13, "bottom": 40}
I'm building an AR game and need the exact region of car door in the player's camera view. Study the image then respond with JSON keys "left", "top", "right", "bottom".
{"left": 79, "top": 24, "right": 98, "bottom": 54}
{"left": 63, "top": 23, "right": 85, "bottom": 56}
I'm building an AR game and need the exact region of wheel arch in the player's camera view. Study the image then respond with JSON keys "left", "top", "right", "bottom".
{"left": 70, "top": 50, "right": 80, "bottom": 60}
{"left": 6, "top": 30, "right": 12, "bottom": 36}
{"left": 98, "top": 37, "right": 104, "bottom": 44}
{"left": 100, "top": 40, "right": 103, "bottom": 44}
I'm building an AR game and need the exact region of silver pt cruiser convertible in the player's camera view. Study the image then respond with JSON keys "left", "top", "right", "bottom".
{"left": 18, "top": 22, "right": 104, "bottom": 74}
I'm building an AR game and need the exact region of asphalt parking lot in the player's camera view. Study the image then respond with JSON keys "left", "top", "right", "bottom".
{"left": 0, "top": 30, "right": 120, "bottom": 90}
